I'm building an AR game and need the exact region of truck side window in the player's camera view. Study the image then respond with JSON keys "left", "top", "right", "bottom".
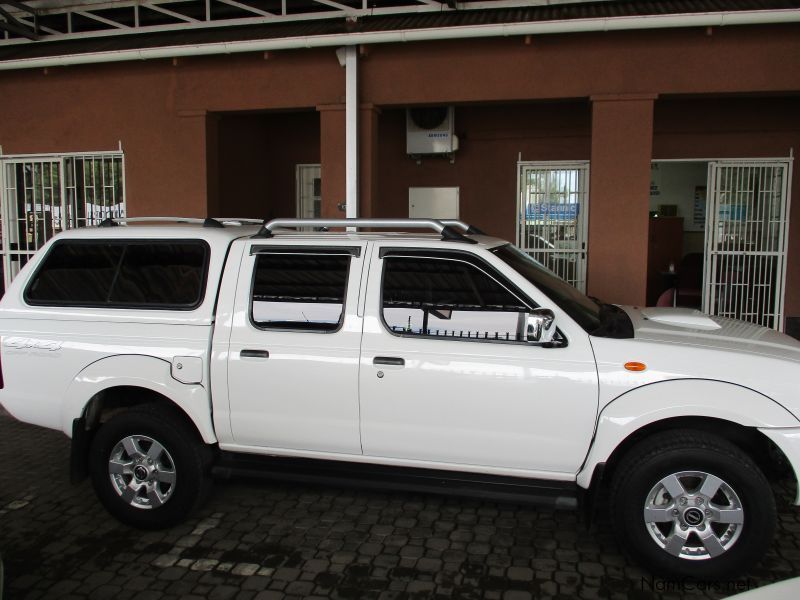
{"left": 109, "top": 243, "right": 207, "bottom": 306}
{"left": 25, "top": 243, "right": 123, "bottom": 305}
{"left": 25, "top": 240, "right": 208, "bottom": 309}
{"left": 381, "top": 255, "right": 529, "bottom": 342}
{"left": 251, "top": 253, "right": 349, "bottom": 332}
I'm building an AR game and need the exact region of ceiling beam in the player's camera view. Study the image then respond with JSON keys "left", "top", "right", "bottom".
{"left": 0, "top": 4, "right": 37, "bottom": 39}
{"left": 3, "top": 2, "right": 35, "bottom": 15}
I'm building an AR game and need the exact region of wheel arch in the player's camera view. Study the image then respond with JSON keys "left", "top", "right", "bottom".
{"left": 600, "top": 416, "right": 790, "bottom": 485}
{"left": 576, "top": 379, "right": 799, "bottom": 491}
{"left": 62, "top": 354, "right": 217, "bottom": 444}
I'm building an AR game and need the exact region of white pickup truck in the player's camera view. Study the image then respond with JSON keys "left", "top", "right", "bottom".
{"left": 1, "top": 217, "right": 799, "bottom": 579}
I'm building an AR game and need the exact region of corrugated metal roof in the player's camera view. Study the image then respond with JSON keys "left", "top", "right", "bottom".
{"left": 0, "top": 0, "right": 798, "bottom": 62}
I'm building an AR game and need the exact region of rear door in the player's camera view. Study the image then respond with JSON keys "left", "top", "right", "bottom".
{"left": 226, "top": 241, "right": 366, "bottom": 454}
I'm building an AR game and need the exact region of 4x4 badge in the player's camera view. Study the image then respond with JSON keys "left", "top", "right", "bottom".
{"left": 4, "top": 337, "right": 63, "bottom": 352}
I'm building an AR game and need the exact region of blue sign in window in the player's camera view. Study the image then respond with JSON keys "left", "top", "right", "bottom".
{"left": 526, "top": 203, "right": 579, "bottom": 221}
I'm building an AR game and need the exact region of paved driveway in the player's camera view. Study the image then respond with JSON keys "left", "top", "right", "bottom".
{"left": 1, "top": 408, "right": 799, "bottom": 600}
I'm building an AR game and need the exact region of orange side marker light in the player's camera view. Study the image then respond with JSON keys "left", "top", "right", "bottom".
{"left": 624, "top": 361, "right": 647, "bottom": 372}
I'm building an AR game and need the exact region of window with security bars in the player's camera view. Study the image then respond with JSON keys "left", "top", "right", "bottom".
{"left": 0, "top": 153, "right": 125, "bottom": 290}
{"left": 517, "top": 163, "right": 589, "bottom": 292}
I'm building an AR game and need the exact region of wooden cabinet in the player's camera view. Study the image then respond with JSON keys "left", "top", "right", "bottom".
{"left": 647, "top": 217, "right": 684, "bottom": 306}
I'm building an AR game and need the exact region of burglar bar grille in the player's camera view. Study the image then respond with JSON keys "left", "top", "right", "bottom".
{"left": 516, "top": 162, "right": 589, "bottom": 291}
{"left": 0, "top": 153, "right": 125, "bottom": 290}
{"left": 703, "top": 161, "right": 792, "bottom": 331}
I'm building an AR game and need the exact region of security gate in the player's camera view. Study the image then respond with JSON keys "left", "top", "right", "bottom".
{"left": 0, "top": 153, "right": 125, "bottom": 290}
{"left": 517, "top": 162, "right": 589, "bottom": 291}
{"left": 703, "top": 160, "right": 792, "bottom": 331}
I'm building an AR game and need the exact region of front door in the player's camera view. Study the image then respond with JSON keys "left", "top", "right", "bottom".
{"left": 226, "top": 241, "right": 366, "bottom": 454}
{"left": 358, "top": 244, "right": 598, "bottom": 475}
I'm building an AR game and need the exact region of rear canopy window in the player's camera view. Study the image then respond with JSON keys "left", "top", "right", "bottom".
{"left": 25, "top": 241, "right": 208, "bottom": 309}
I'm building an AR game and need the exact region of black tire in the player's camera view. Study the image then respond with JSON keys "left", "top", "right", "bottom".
{"left": 89, "top": 405, "right": 212, "bottom": 529}
{"left": 610, "top": 429, "right": 776, "bottom": 579}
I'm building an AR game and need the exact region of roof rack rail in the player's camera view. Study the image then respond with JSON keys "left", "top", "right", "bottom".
{"left": 439, "top": 220, "right": 485, "bottom": 235}
{"left": 97, "top": 216, "right": 263, "bottom": 228}
{"left": 254, "top": 218, "right": 478, "bottom": 244}
{"left": 215, "top": 218, "right": 264, "bottom": 225}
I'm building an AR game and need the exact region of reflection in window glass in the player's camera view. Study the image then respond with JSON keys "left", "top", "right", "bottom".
{"left": 251, "top": 253, "right": 349, "bottom": 331}
{"left": 382, "top": 256, "right": 528, "bottom": 342}
{"left": 253, "top": 301, "right": 343, "bottom": 326}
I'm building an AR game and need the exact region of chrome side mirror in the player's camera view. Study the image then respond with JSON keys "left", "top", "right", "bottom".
{"left": 526, "top": 308, "right": 556, "bottom": 344}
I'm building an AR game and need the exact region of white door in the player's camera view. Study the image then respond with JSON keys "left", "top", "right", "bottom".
{"left": 226, "top": 242, "right": 365, "bottom": 454}
{"left": 358, "top": 244, "right": 598, "bottom": 475}
{"left": 296, "top": 164, "right": 321, "bottom": 219}
{"left": 517, "top": 162, "right": 589, "bottom": 292}
{"left": 703, "top": 160, "right": 792, "bottom": 330}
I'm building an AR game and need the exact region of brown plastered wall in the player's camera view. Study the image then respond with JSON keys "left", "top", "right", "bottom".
{"left": 359, "top": 25, "right": 800, "bottom": 104}
{"left": 0, "top": 23, "right": 796, "bottom": 217}
{"left": 653, "top": 97, "right": 800, "bottom": 319}
{"left": 0, "top": 49, "right": 342, "bottom": 217}
{"left": 359, "top": 105, "right": 381, "bottom": 219}
{"left": 213, "top": 111, "right": 320, "bottom": 221}
{"left": 0, "top": 64, "right": 207, "bottom": 216}
{"left": 375, "top": 102, "right": 591, "bottom": 241}
{"left": 319, "top": 105, "right": 347, "bottom": 218}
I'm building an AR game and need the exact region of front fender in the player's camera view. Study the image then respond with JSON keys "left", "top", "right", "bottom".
{"left": 575, "top": 379, "right": 799, "bottom": 489}
{"left": 61, "top": 354, "right": 217, "bottom": 444}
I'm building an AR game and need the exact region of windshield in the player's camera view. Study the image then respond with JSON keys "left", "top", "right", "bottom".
{"left": 490, "top": 244, "right": 603, "bottom": 333}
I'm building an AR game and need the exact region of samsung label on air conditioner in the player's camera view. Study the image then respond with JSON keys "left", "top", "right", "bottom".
{"left": 406, "top": 106, "right": 459, "bottom": 155}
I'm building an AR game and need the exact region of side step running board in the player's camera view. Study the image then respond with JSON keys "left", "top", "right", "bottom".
{"left": 212, "top": 453, "right": 580, "bottom": 510}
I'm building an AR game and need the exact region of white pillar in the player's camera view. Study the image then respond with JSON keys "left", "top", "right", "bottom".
{"left": 345, "top": 45, "right": 358, "bottom": 220}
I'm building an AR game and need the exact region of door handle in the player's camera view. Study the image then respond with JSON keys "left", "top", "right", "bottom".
{"left": 373, "top": 356, "right": 404, "bottom": 366}
{"left": 240, "top": 349, "right": 270, "bottom": 359}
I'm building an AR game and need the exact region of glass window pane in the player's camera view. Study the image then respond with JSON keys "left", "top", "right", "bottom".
{"left": 251, "top": 253, "right": 349, "bottom": 332}
{"left": 25, "top": 243, "right": 123, "bottom": 304}
{"left": 110, "top": 243, "right": 208, "bottom": 307}
{"left": 381, "top": 256, "right": 526, "bottom": 341}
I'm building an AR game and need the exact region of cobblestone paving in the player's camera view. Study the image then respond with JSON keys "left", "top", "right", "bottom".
{"left": 1, "top": 408, "right": 799, "bottom": 600}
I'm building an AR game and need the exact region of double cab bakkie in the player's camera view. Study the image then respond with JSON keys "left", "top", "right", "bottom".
{"left": 1, "top": 216, "right": 799, "bottom": 579}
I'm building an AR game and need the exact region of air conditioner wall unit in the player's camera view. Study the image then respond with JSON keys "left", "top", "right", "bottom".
{"left": 406, "top": 106, "right": 459, "bottom": 155}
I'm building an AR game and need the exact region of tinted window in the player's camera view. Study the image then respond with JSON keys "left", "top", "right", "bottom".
{"left": 382, "top": 256, "right": 529, "bottom": 342}
{"left": 490, "top": 244, "right": 602, "bottom": 333}
{"left": 110, "top": 244, "right": 207, "bottom": 306}
{"left": 251, "top": 253, "right": 349, "bottom": 332}
{"left": 25, "top": 243, "right": 123, "bottom": 304}
{"left": 25, "top": 241, "right": 208, "bottom": 309}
